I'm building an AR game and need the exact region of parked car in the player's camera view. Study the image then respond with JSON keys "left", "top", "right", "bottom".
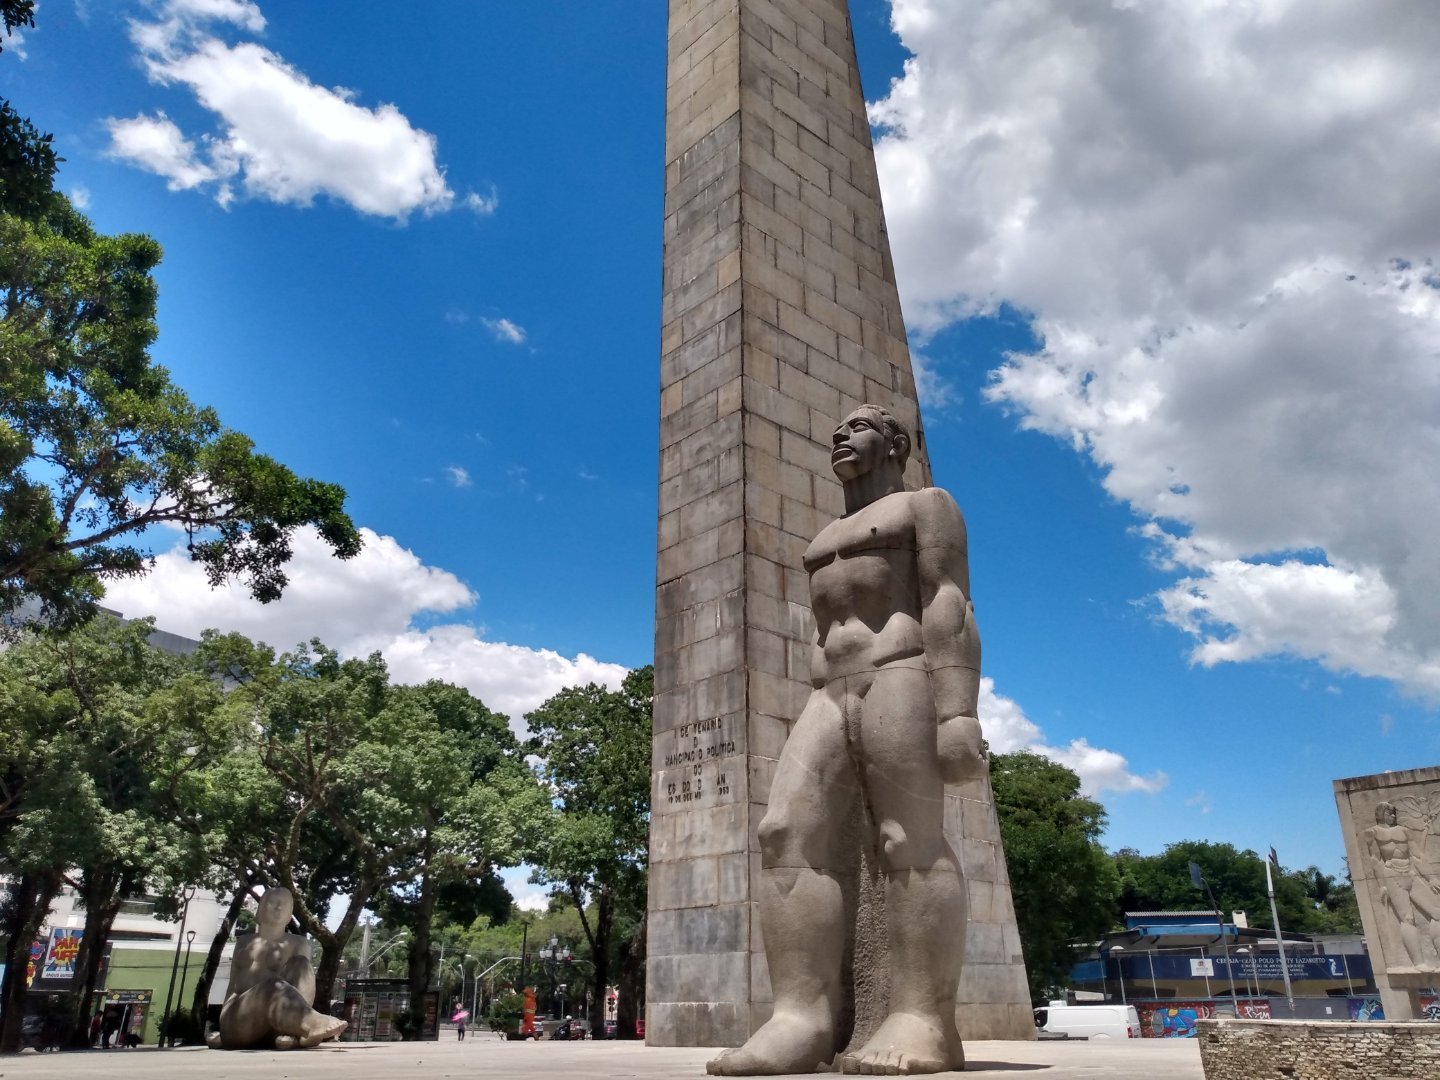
{"left": 602, "top": 1019, "right": 618, "bottom": 1039}
{"left": 1033, "top": 1002, "right": 1139, "bottom": 1040}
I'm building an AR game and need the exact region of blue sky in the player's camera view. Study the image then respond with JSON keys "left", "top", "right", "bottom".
{"left": 9, "top": 0, "right": 1440, "bottom": 895}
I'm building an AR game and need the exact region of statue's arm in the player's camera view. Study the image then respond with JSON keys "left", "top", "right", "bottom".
{"left": 281, "top": 940, "right": 318, "bottom": 1006}
{"left": 914, "top": 488, "right": 985, "bottom": 782}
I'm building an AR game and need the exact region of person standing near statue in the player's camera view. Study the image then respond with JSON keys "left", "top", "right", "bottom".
{"left": 208, "top": 886, "right": 348, "bottom": 1050}
{"left": 709, "top": 404, "right": 985, "bottom": 1077}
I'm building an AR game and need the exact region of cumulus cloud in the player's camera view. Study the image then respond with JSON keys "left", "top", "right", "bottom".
{"left": 480, "top": 317, "right": 527, "bottom": 346}
{"left": 874, "top": 0, "right": 1440, "bottom": 699}
{"left": 106, "top": 0, "right": 490, "bottom": 218}
{"left": 101, "top": 527, "right": 629, "bottom": 728}
{"left": 106, "top": 112, "right": 220, "bottom": 192}
{"left": 979, "top": 677, "right": 1165, "bottom": 797}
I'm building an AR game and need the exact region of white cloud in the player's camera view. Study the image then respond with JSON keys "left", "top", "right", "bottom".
{"left": 4, "top": 21, "right": 28, "bottom": 59}
{"left": 445, "top": 465, "right": 473, "bottom": 489}
{"left": 980, "top": 677, "right": 1165, "bottom": 797}
{"left": 101, "top": 527, "right": 629, "bottom": 729}
{"left": 874, "top": 0, "right": 1440, "bottom": 700}
{"left": 107, "top": 0, "right": 489, "bottom": 219}
{"left": 106, "top": 113, "right": 221, "bottom": 192}
{"left": 69, "top": 185, "right": 91, "bottom": 211}
{"left": 499, "top": 867, "right": 550, "bottom": 913}
{"left": 480, "top": 317, "right": 527, "bottom": 346}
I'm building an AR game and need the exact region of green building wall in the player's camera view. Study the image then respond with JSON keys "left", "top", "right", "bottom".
{"left": 104, "top": 946, "right": 207, "bottom": 1044}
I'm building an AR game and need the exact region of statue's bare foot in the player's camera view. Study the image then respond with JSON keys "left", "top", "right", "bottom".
{"left": 205, "top": 1032, "right": 223, "bottom": 1049}
{"left": 274, "top": 1035, "right": 298, "bottom": 1050}
{"left": 837, "top": 1011, "right": 959, "bottom": 1075}
{"left": 707, "top": 1011, "right": 833, "bottom": 1075}
{"left": 297, "top": 1014, "right": 348, "bottom": 1048}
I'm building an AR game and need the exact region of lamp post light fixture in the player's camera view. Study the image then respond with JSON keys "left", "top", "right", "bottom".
{"left": 1235, "top": 947, "right": 1259, "bottom": 1001}
{"left": 1109, "top": 946, "right": 1128, "bottom": 1007}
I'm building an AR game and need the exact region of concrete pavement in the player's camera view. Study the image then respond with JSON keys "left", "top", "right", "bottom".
{"left": 2, "top": 1035, "right": 1203, "bottom": 1078}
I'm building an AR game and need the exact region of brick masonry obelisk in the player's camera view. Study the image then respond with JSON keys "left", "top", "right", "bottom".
{"left": 647, "top": 0, "right": 1036, "bottom": 1047}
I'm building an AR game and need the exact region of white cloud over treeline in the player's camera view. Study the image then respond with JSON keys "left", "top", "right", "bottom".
{"left": 106, "top": 0, "right": 494, "bottom": 218}
{"left": 979, "top": 678, "right": 1165, "bottom": 798}
{"left": 103, "top": 527, "right": 627, "bottom": 729}
{"left": 875, "top": 0, "right": 1440, "bottom": 700}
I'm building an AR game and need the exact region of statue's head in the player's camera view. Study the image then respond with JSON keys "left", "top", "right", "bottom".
{"left": 831, "top": 404, "right": 910, "bottom": 482}
{"left": 1376, "top": 801, "right": 1398, "bottom": 826}
{"left": 256, "top": 887, "right": 295, "bottom": 934}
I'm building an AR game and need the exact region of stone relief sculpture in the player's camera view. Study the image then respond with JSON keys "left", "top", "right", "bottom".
{"left": 208, "top": 887, "right": 348, "bottom": 1050}
{"left": 708, "top": 405, "right": 985, "bottom": 1077}
{"left": 1364, "top": 798, "right": 1440, "bottom": 970}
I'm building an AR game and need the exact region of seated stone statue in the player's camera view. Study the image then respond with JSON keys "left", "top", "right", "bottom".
{"left": 208, "top": 887, "right": 348, "bottom": 1050}
{"left": 709, "top": 405, "right": 984, "bottom": 1076}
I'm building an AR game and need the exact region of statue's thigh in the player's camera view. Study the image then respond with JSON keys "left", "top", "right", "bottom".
{"left": 858, "top": 669, "right": 944, "bottom": 851}
{"left": 759, "top": 690, "right": 856, "bottom": 869}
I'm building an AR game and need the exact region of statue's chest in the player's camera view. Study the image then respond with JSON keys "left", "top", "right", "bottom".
{"left": 804, "top": 503, "right": 915, "bottom": 572}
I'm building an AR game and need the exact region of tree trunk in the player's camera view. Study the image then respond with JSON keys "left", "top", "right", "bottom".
{"left": 192, "top": 879, "right": 251, "bottom": 1024}
{"left": 589, "top": 890, "right": 612, "bottom": 1036}
{"left": 0, "top": 867, "right": 62, "bottom": 1054}
{"left": 63, "top": 865, "right": 123, "bottom": 1048}
{"left": 404, "top": 855, "right": 438, "bottom": 1040}
{"left": 309, "top": 878, "right": 375, "bottom": 1008}
{"left": 616, "top": 909, "right": 645, "bottom": 1039}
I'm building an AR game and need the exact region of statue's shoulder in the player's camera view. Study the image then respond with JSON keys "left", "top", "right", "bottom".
{"left": 910, "top": 489, "right": 967, "bottom": 552}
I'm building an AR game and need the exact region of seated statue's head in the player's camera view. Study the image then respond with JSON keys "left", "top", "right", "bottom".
{"left": 832, "top": 404, "right": 910, "bottom": 481}
{"left": 257, "top": 887, "right": 295, "bottom": 935}
{"left": 1375, "top": 801, "right": 1398, "bottom": 826}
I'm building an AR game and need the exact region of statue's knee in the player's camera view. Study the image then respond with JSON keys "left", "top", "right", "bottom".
{"left": 757, "top": 813, "right": 792, "bottom": 863}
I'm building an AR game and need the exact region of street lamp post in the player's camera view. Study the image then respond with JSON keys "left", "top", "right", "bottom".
{"left": 1188, "top": 862, "right": 1240, "bottom": 1008}
{"left": 179, "top": 929, "right": 197, "bottom": 1033}
{"left": 1110, "top": 946, "right": 1128, "bottom": 1008}
{"left": 161, "top": 887, "right": 197, "bottom": 1049}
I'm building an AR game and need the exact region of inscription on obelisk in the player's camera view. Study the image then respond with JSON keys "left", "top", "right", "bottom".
{"left": 648, "top": 0, "right": 1036, "bottom": 1047}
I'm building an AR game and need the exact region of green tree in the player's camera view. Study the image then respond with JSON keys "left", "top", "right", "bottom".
{"left": 0, "top": 192, "right": 361, "bottom": 628}
{"left": 374, "top": 681, "right": 549, "bottom": 1036}
{"left": 990, "top": 751, "right": 1120, "bottom": 999}
{"left": 525, "top": 666, "right": 652, "bottom": 1036}
{"left": 0, "top": 9, "right": 359, "bottom": 628}
{"left": 0, "top": 616, "right": 234, "bottom": 1051}
{"left": 1113, "top": 841, "right": 1321, "bottom": 932}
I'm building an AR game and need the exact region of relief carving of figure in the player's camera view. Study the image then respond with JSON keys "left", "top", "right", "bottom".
{"left": 208, "top": 887, "right": 348, "bottom": 1050}
{"left": 708, "top": 405, "right": 984, "bottom": 1076}
{"left": 1364, "top": 800, "right": 1440, "bottom": 970}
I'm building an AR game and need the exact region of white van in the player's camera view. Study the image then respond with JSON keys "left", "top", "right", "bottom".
{"left": 1033, "top": 1002, "right": 1139, "bottom": 1040}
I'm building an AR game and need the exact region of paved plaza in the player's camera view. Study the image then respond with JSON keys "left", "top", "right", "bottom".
{"left": 4, "top": 1035, "right": 1203, "bottom": 1079}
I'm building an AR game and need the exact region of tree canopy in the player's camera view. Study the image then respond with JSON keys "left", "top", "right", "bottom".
{"left": 0, "top": 15, "right": 359, "bottom": 628}
{"left": 990, "top": 751, "right": 1120, "bottom": 999}
{"left": 525, "top": 666, "right": 652, "bottom": 1034}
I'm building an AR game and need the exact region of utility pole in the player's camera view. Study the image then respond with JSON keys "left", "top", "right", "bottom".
{"left": 1265, "top": 849, "right": 1297, "bottom": 1018}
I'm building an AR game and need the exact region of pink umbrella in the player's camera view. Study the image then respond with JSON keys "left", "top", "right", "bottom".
{"left": 452, "top": 1009, "right": 470, "bottom": 1022}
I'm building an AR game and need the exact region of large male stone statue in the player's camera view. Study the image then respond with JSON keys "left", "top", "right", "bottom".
{"left": 709, "top": 405, "right": 985, "bottom": 1076}
{"left": 208, "top": 887, "right": 347, "bottom": 1050}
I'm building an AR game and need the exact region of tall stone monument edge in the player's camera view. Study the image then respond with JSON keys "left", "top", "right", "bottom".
{"left": 648, "top": 0, "right": 1036, "bottom": 1052}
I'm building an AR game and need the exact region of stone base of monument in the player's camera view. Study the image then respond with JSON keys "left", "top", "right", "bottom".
{"left": 1197, "top": 1017, "right": 1440, "bottom": 1079}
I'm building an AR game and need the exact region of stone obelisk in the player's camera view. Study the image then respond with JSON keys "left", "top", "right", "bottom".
{"left": 648, "top": 0, "right": 1035, "bottom": 1047}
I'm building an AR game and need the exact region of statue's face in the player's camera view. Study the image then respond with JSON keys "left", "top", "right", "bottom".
{"left": 257, "top": 888, "right": 293, "bottom": 931}
{"left": 1378, "top": 803, "right": 1398, "bottom": 826}
{"left": 832, "top": 409, "right": 891, "bottom": 480}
